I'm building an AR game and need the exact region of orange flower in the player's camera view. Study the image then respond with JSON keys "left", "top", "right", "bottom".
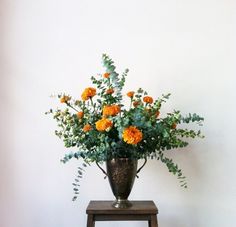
{"left": 171, "top": 123, "right": 177, "bottom": 129}
{"left": 77, "top": 111, "right": 84, "bottom": 119}
{"left": 143, "top": 96, "right": 153, "bottom": 104}
{"left": 133, "top": 101, "right": 141, "bottom": 108}
{"left": 103, "top": 72, "right": 110, "bottom": 78}
{"left": 156, "top": 111, "right": 160, "bottom": 118}
{"left": 122, "top": 126, "right": 143, "bottom": 145}
{"left": 127, "top": 91, "right": 135, "bottom": 98}
{"left": 83, "top": 124, "right": 92, "bottom": 132}
{"left": 60, "top": 95, "right": 71, "bottom": 103}
{"left": 106, "top": 88, "right": 114, "bottom": 95}
{"left": 95, "top": 118, "right": 113, "bottom": 131}
{"left": 81, "top": 87, "right": 96, "bottom": 101}
{"left": 103, "top": 105, "right": 121, "bottom": 116}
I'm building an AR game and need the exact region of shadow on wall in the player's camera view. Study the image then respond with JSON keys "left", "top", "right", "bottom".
{"left": 0, "top": 1, "right": 18, "bottom": 227}
{"left": 161, "top": 216, "right": 200, "bottom": 227}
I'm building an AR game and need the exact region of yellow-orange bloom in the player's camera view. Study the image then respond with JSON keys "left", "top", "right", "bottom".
{"left": 143, "top": 96, "right": 153, "bottom": 104}
{"left": 77, "top": 111, "right": 84, "bottom": 119}
{"left": 95, "top": 118, "right": 113, "bottom": 131}
{"left": 103, "top": 105, "right": 121, "bottom": 116}
{"left": 127, "top": 91, "right": 135, "bottom": 98}
{"left": 122, "top": 126, "right": 143, "bottom": 145}
{"left": 83, "top": 124, "right": 92, "bottom": 132}
{"left": 81, "top": 87, "right": 96, "bottom": 101}
{"left": 103, "top": 72, "right": 110, "bottom": 78}
{"left": 60, "top": 95, "right": 71, "bottom": 103}
{"left": 106, "top": 88, "right": 114, "bottom": 95}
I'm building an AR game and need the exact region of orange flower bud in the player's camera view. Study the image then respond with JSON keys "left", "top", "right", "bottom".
{"left": 83, "top": 124, "right": 92, "bottom": 132}
{"left": 77, "top": 111, "right": 84, "bottom": 119}
{"left": 103, "top": 72, "right": 110, "bottom": 78}
{"left": 106, "top": 88, "right": 114, "bottom": 95}
{"left": 143, "top": 96, "right": 153, "bottom": 104}
{"left": 156, "top": 111, "right": 160, "bottom": 118}
{"left": 171, "top": 123, "right": 177, "bottom": 129}
{"left": 127, "top": 91, "right": 135, "bottom": 98}
{"left": 60, "top": 95, "right": 71, "bottom": 103}
{"left": 133, "top": 101, "right": 141, "bottom": 108}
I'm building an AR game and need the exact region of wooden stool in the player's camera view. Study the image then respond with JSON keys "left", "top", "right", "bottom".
{"left": 86, "top": 200, "right": 158, "bottom": 227}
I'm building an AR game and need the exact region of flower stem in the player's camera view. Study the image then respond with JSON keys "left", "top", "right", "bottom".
{"left": 66, "top": 102, "right": 79, "bottom": 112}
{"left": 129, "top": 98, "right": 133, "bottom": 110}
{"left": 90, "top": 98, "right": 96, "bottom": 113}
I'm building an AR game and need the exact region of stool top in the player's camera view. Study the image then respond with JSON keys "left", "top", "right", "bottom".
{"left": 86, "top": 200, "right": 158, "bottom": 215}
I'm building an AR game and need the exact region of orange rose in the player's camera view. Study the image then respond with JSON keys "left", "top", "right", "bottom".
{"left": 103, "top": 72, "right": 110, "bottom": 78}
{"left": 156, "top": 111, "right": 160, "bottom": 118}
{"left": 122, "top": 126, "right": 143, "bottom": 145}
{"left": 103, "top": 105, "right": 121, "bottom": 116}
{"left": 60, "top": 95, "right": 71, "bottom": 103}
{"left": 95, "top": 118, "right": 113, "bottom": 131}
{"left": 127, "top": 91, "right": 135, "bottom": 98}
{"left": 106, "top": 88, "right": 114, "bottom": 95}
{"left": 77, "top": 111, "right": 84, "bottom": 119}
{"left": 143, "top": 96, "right": 153, "bottom": 104}
{"left": 83, "top": 124, "right": 92, "bottom": 132}
{"left": 81, "top": 87, "right": 96, "bottom": 101}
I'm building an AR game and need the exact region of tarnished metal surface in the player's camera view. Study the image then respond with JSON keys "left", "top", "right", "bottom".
{"left": 106, "top": 158, "right": 138, "bottom": 208}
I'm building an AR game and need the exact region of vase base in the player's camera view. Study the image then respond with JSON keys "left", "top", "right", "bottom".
{"left": 112, "top": 199, "right": 132, "bottom": 208}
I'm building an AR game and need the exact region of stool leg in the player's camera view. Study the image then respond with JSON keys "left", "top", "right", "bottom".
{"left": 87, "top": 214, "right": 95, "bottom": 227}
{"left": 148, "top": 214, "right": 158, "bottom": 227}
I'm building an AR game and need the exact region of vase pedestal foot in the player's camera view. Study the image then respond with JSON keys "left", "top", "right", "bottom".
{"left": 112, "top": 199, "right": 132, "bottom": 208}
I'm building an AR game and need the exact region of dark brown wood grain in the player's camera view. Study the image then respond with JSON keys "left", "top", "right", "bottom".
{"left": 86, "top": 200, "right": 158, "bottom": 227}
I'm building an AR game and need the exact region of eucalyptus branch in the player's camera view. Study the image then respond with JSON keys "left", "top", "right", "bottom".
{"left": 66, "top": 102, "right": 79, "bottom": 112}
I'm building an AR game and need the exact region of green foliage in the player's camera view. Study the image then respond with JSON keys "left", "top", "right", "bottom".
{"left": 46, "top": 54, "right": 204, "bottom": 200}
{"left": 72, "top": 163, "right": 88, "bottom": 201}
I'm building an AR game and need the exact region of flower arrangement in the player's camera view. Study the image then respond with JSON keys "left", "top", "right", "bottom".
{"left": 46, "top": 54, "right": 204, "bottom": 200}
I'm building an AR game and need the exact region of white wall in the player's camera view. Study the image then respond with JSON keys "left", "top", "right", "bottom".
{"left": 1, "top": 0, "right": 236, "bottom": 227}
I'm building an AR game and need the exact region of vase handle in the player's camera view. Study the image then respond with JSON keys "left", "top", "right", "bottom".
{"left": 96, "top": 161, "right": 107, "bottom": 179}
{"left": 136, "top": 157, "right": 147, "bottom": 178}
